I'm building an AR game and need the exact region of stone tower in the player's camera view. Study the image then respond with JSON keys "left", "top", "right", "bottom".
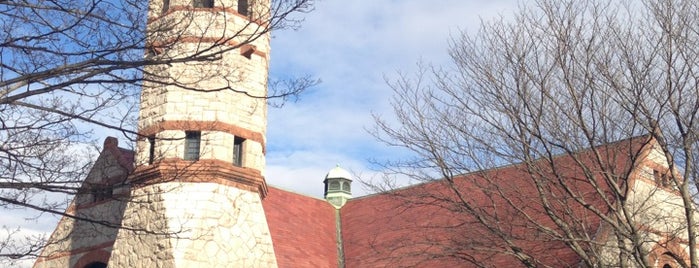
{"left": 109, "top": 0, "right": 277, "bottom": 266}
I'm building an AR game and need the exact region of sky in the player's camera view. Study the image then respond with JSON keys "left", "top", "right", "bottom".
{"left": 2, "top": 1, "right": 518, "bottom": 266}
{"left": 265, "top": 0, "right": 516, "bottom": 198}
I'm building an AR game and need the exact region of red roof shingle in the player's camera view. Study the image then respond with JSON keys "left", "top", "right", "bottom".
{"left": 263, "top": 187, "right": 339, "bottom": 268}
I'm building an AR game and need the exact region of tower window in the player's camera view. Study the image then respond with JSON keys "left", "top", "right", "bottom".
{"left": 193, "top": 0, "right": 213, "bottom": 8}
{"left": 92, "top": 185, "right": 112, "bottom": 202}
{"left": 84, "top": 262, "right": 108, "bottom": 268}
{"left": 343, "top": 181, "right": 351, "bottom": 192}
{"left": 654, "top": 169, "right": 671, "bottom": 187}
{"left": 233, "top": 137, "right": 244, "bottom": 166}
{"left": 162, "top": 0, "right": 170, "bottom": 13}
{"left": 148, "top": 136, "right": 156, "bottom": 164}
{"left": 238, "top": 0, "right": 249, "bottom": 16}
{"left": 241, "top": 46, "right": 254, "bottom": 59}
{"left": 184, "top": 131, "right": 201, "bottom": 161}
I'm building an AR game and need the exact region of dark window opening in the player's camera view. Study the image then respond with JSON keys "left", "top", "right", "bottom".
{"left": 93, "top": 186, "right": 112, "bottom": 202}
{"left": 241, "top": 47, "right": 254, "bottom": 59}
{"left": 162, "top": 0, "right": 170, "bottom": 13}
{"left": 184, "top": 131, "right": 201, "bottom": 161}
{"left": 148, "top": 136, "right": 156, "bottom": 164}
{"left": 238, "top": 0, "right": 249, "bottom": 16}
{"left": 233, "top": 137, "right": 244, "bottom": 166}
{"left": 343, "top": 181, "right": 351, "bottom": 192}
{"left": 146, "top": 45, "right": 164, "bottom": 58}
{"left": 85, "top": 262, "right": 108, "bottom": 268}
{"left": 193, "top": 0, "right": 214, "bottom": 8}
{"left": 654, "top": 169, "right": 671, "bottom": 187}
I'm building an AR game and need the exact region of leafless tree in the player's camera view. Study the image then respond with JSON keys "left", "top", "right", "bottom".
{"left": 371, "top": 0, "right": 699, "bottom": 267}
{"left": 0, "top": 0, "right": 314, "bottom": 264}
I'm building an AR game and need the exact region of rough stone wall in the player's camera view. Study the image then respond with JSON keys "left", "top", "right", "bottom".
{"left": 597, "top": 142, "right": 694, "bottom": 266}
{"left": 109, "top": 182, "right": 278, "bottom": 267}
{"left": 33, "top": 200, "right": 126, "bottom": 268}
{"left": 627, "top": 143, "right": 688, "bottom": 235}
{"left": 34, "top": 143, "right": 130, "bottom": 268}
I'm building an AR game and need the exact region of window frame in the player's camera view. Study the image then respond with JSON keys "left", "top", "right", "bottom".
{"left": 148, "top": 135, "right": 156, "bottom": 164}
{"left": 184, "top": 131, "right": 201, "bottom": 161}
{"left": 233, "top": 136, "right": 244, "bottom": 166}
{"left": 193, "top": 0, "right": 214, "bottom": 8}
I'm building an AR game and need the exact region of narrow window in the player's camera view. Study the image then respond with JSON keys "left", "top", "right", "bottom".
{"left": 238, "top": 0, "right": 249, "bottom": 16}
{"left": 148, "top": 136, "right": 156, "bottom": 164}
{"left": 162, "top": 0, "right": 170, "bottom": 13}
{"left": 233, "top": 137, "right": 244, "bottom": 166}
{"left": 343, "top": 181, "right": 351, "bottom": 192}
{"left": 193, "top": 0, "right": 213, "bottom": 8}
{"left": 184, "top": 131, "right": 201, "bottom": 161}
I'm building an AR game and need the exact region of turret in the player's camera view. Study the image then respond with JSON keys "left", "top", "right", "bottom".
{"left": 133, "top": 0, "right": 270, "bottom": 196}
{"left": 107, "top": 1, "right": 279, "bottom": 266}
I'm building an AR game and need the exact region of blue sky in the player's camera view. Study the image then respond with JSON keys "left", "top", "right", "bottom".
{"left": 264, "top": 0, "right": 516, "bottom": 198}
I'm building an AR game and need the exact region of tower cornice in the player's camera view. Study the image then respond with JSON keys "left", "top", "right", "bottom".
{"left": 130, "top": 158, "right": 268, "bottom": 198}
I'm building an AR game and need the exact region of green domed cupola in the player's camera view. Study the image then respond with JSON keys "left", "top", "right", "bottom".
{"left": 324, "top": 165, "right": 352, "bottom": 208}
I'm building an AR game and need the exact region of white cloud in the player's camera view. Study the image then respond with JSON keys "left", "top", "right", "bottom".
{"left": 267, "top": 0, "right": 518, "bottom": 197}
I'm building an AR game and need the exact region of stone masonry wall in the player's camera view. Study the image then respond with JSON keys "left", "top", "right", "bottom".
{"left": 109, "top": 182, "right": 278, "bottom": 267}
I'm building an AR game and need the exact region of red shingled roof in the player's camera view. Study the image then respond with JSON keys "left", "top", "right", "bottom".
{"left": 263, "top": 186, "right": 339, "bottom": 268}
{"left": 340, "top": 135, "right": 654, "bottom": 267}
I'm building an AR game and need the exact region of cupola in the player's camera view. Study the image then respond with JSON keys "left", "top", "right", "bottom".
{"left": 324, "top": 165, "right": 353, "bottom": 209}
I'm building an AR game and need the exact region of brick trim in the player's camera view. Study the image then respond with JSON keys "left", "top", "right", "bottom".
{"left": 130, "top": 158, "right": 268, "bottom": 198}
{"left": 34, "top": 242, "right": 113, "bottom": 264}
{"left": 139, "top": 120, "right": 266, "bottom": 154}
{"left": 648, "top": 238, "right": 690, "bottom": 267}
{"left": 148, "top": 37, "right": 268, "bottom": 58}
{"left": 73, "top": 249, "right": 111, "bottom": 268}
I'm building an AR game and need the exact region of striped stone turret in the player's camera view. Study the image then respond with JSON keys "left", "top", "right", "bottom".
{"left": 109, "top": 0, "right": 278, "bottom": 266}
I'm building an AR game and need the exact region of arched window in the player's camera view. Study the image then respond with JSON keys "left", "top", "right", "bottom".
{"left": 329, "top": 181, "right": 340, "bottom": 190}
{"left": 84, "top": 262, "right": 107, "bottom": 268}
{"left": 658, "top": 252, "right": 685, "bottom": 268}
{"left": 342, "top": 181, "right": 351, "bottom": 192}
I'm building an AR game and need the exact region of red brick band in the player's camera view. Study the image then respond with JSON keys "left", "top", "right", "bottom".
{"left": 139, "top": 120, "right": 266, "bottom": 154}
{"left": 130, "top": 158, "right": 268, "bottom": 198}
